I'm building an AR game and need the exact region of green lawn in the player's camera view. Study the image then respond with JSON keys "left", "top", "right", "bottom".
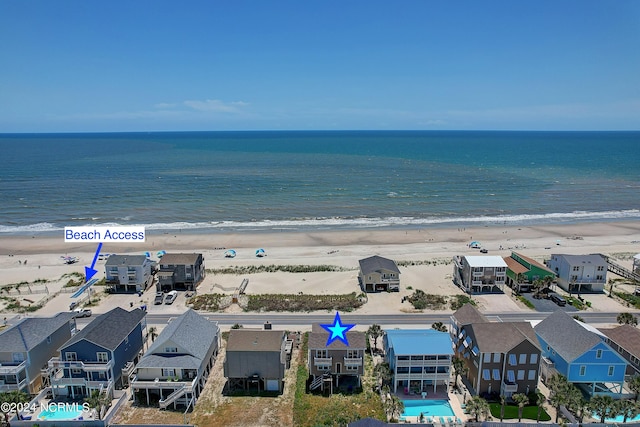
{"left": 489, "top": 403, "right": 551, "bottom": 421}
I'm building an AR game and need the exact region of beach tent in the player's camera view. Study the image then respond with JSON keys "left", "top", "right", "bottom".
{"left": 144, "top": 251, "right": 152, "bottom": 258}
{"left": 255, "top": 248, "right": 266, "bottom": 257}
{"left": 470, "top": 241, "right": 481, "bottom": 249}
{"left": 224, "top": 249, "right": 237, "bottom": 258}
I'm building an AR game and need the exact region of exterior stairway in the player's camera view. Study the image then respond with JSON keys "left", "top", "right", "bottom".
{"left": 159, "top": 385, "right": 186, "bottom": 409}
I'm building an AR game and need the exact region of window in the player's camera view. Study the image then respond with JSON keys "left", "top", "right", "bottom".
{"left": 608, "top": 366, "right": 615, "bottom": 376}
{"left": 316, "top": 349, "right": 328, "bottom": 358}
{"left": 493, "top": 353, "right": 500, "bottom": 363}
{"left": 579, "top": 366, "right": 586, "bottom": 376}
{"left": 519, "top": 354, "right": 527, "bottom": 364}
{"left": 398, "top": 355, "right": 409, "bottom": 361}
{"left": 12, "top": 353, "right": 24, "bottom": 362}
{"left": 347, "top": 350, "right": 359, "bottom": 358}
{"left": 507, "top": 370, "right": 515, "bottom": 383}
{"left": 492, "top": 369, "right": 501, "bottom": 380}
{"left": 410, "top": 367, "right": 422, "bottom": 374}
{"left": 124, "top": 336, "right": 129, "bottom": 345}
{"left": 98, "top": 371, "right": 106, "bottom": 379}
{"left": 530, "top": 354, "right": 538, "bottom": 364}
{"left": 165, "top": 347, "right": 178, "bottom": 353}
{"left": 573, "top": 266, "right": 580, "bottom": 271}
{"left": 96, "top": 352, "right": 108, "bottom": 363}
{"left": 318, "top": 365, "right": 330, "bottom": 371}
{"left": 162, "top": 368, "right": 176, "bottom": 377}
{"left": 482, "top": 369, "right": 490, "bottom": 380}
{"left": 411, "top": 355, "right": 423, "bottom": 361}
{"left": 346, "top": 365, "right": 359, "bottom": 372}
{"left": 596, "top": 349, "right": 603, "bottom": 359}
{"left": 65, "top": 352, "right": 77, "bottom": 361}
{"left": 597, "top": 266, "right": 605, "bottom": 271}
{"left": 483, "top": 353, "right": 491, "bottom": 363}
{"left": 509, "top": 354, "right": 517, "bottom": 365}
{"left": 397, "top": 367, "right": 409, "bottom": 374}
{"left": 596, "top": 275, "right": 603, "bottom": 280}
{"left": 528, "top": 370, "right": 536, "bottom": 380}
{"left": 72, "top": 368, "right": 81, "bottom": 374}
{"left": 517, "top": 370, "right": 525, "bottom": 380}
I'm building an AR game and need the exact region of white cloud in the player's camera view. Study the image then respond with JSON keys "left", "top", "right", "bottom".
{"left": 183, "top": 99, "right": 249, "bottom": 113}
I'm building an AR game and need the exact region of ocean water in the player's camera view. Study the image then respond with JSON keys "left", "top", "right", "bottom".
{"left": 0, "top": 131, "right": 639, "bottom": 235}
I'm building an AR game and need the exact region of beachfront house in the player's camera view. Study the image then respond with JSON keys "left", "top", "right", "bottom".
{"left": 105, "top": 254, "right": 153, "bottom": 293}
{"left": 450, "top": 304, "right": 542, "bottom": 398}
{"left": 503, "top": 251, "right": 556, "bottom": 292}
{"left": 157, "top": 253, "right": 205, "bottom": 291}
{"left": 131, "top": 309, "right": 219, "bottom": 409}
{"left": 358, "top": 255, "right": 400, "bottom": 293}
{"left": 47, "top": 307, "right": 146, "bottom": 399}
{"left": 534, "top": 310, "right": 626, "bottom": 397}
{"left": 383, "top": 329, "right": 453, "bottom": 396}
{"left": 224, "top": 329, "right": 288, "bottom": 393}
{"left": 453, "top": 255, "right": 507, "bottom": 294}
{"left": 0, "top": 313, "right": 76, "bottom": 394}
{"left": 307, "top": 324, "right": 366, "bottom": 394}
{"left": 546, "top": 254, "right": 606, "bottom": 293}
{"left": 600, "top": 324, "right": 640, "bottom": 376}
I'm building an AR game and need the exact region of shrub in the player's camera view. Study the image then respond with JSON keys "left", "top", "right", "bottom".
{"left": 450, "top": 294, "right": 476, "bottom": 310}
{"left": 246, "top": 293, "right": 363, "bottom": 312}
{"left": 407, "top": 290, "right": 447, "bottom": 310}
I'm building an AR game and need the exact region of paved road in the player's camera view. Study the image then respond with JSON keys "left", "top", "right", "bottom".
{"left": 125, "top": 310, "right": 634, "bottom": 328}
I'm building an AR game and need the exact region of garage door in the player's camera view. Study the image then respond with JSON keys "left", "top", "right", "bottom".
{"left": 266, "top": 379, "right": 279, "bottom": 391}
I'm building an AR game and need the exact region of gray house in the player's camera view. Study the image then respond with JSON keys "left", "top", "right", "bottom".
{"left": 546, "top": 254, "right": 606, "bottom": 293}
{"left": 105, "top": 254, "right": 153, "bottom": 293}
{"left": 224, "top": 329, "right": 287, "bottom": 393}
{"left": 600, "top": 324, "right": 640, "bottom": 376}
{"left": 308, "top": 324, "right": 366, "bottom": 393}
{"left": 358, "top": 255, "right": 400, "bottom": 292}
{"left": 157, "top": 253, "right": 205, "bottom": 291}
{"left": 453, "top": 255, "right": 507, "bottom": 294}
{"left": 131, "top": 309, "right": 219, "bottom": 409}
{"left": 0, "top": 313, "right": 76, "bottom": 394}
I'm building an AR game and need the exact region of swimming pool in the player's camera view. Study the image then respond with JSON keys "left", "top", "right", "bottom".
{"left": 402, "top": 399, "right": 456, "bottom": 417}
{"left": 38, "top": 406, "right": 83, "bottom": 421}
{"left": 592, "top": 412, "right": 640, "bottom": 423}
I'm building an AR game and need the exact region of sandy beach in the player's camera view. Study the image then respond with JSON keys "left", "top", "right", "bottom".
{"left": 1, "top": 221, "right": 639, "bottom": 320}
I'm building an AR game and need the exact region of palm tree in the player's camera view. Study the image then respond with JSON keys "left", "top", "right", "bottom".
{"left": 617, "top": 312, "right": 638, "bottom": 326}
{"left": 0, "top": 390, "right": 30, "bottom": 422}
{"left": 386, "top": 394, "right": 404, "bottom": 422}
{"left": 431, "top": 321, "right": 447, "bottom": 332}
{"left": 566, "top": 385, "right": 588, "bottom": 423}
{"left": 589, "top": 395, "right": 616, "bottom": 423}
{"left": 514, "top": 273, "right": 527, "bottom": 295}
{"left": 629, "top": 375, "right": 640, "bottom": 401}
{"left": 451, "top": 356, "right": 468, "bottom": 390}
{"left": 373, "top": 362, "right": 392, "bottom": 392}
{"left": 84, "top": 390, "right": 110, "bottom": 420}
{"left": 547, "top": 374, "right": 570, "bottom": 423}
{"left": 367, "top": 324, "right": 383, "bottom": 353}
{"left": 512, "top": 393, "right": 529, "bottom": 422}
{"left": 466, "top": 396, "right": 490, "bottom": 422}
{"left": 535, "top": 391, "right": 546, "bottom": 422}
{"left": 499, "top": 394, "right": 506, "bottom": 422}
{"left": 618, "top": 399, "right": 639, "bottom": 423}
{"left": 149, "top": 326, "right": 158, "bottom": 342}
{"left": 573, "top": 315, "right": 585, "bottom": 322}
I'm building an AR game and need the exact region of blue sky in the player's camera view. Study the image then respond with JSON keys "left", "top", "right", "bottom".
{"left": 1, "top": 1, "right": 639, "bottom": 132}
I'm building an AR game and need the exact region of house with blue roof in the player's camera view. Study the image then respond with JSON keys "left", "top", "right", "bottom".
{"left": 383, "top": 329, "right": 453, "bottom": 395}
{"left": 535, "top": 310, "right": 627, "bottom": 397}
{"left": 0, "top": 313, "right": 76, "bottom": 394}
{"left": 131, "top": 309, "right": 219, "bottom": 410}
{"left": 47, "top": 307, "right": 146, "bottom": 400}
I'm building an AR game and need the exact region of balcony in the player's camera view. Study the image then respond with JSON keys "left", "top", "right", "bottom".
{"left": 0, "top": 378, "right": 27, "bottom": 392}
{"left": 314, "top": 357, "right": 333, "bottom": 365}
{"left": 0, "top": 360, "right": 27, "bottom": 375}
{"left": 501, "top": 381, "right": 518, "bottom": 393}
{"left": 344, "top": 357, "right": 363, "bottom": 366}
{"left": 48, "top": 357, "right": 113, "bottom": 372}
{"left": 130, "top": 375, "right": 197, "bottom": 391}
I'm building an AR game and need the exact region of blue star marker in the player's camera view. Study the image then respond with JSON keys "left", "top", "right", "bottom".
{"left": 320, "top": 312, "right": 356, "bottom": 347}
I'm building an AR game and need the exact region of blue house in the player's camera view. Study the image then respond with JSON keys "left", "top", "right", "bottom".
{"left": 47, "top": 307, "right": 146, "bottom": 399}
{"left": 383, "top": 329, "right": 453, "bottom": 395}
{"left": 534, "top": 310, "right": 627, "bottom": 397}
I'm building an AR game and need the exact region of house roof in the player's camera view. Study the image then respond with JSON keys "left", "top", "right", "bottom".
{"left": 358, "top": 255, "right": 400, "bottom": 275}
{"left": 160, "top": 253, "right": 202, "bottom": 265}
{"left": 534, "top": 310, "right": 602, "bottom": 362}
{"left": 511, "top": 252, "right": 555, "bottom": 274}
{"left": 464, "top": 255, "right": 508, "bottom": 268}
{"left": 308, "top": 324, "right": 366, "bottom": 350}
{"left": 105, "top": 254, "right": 147, "bottom": 267}
{"left": 137, "top": 309, "right": 218, "bottom": 369}
{"left": 468, "top": 322, "right": 540, "bottom": 353}
{"left": 226, "top": 329, "right": 285, "bottom": 352}
{"left": 385, "top": 329, "right": 453, "bottom": 356}
{"left": 135, "top": 354, "right": 200, "bottom": 370}
{"left": 551, "top": 254, "right": 606, "bottom": 265}
{"left": 452, "top": 304, "right": 488, "bottom": 326}
{"left": 0, "top": 312, "right": 74, "bottom": 353}
{"left": 503, "top": 257, "right": 529, "bottom": 274}
{"left": 600, "top": 324, "right": 640, "bottom": 360}
{"left": 61, "top": 307, "right": 145, "bottom": 352}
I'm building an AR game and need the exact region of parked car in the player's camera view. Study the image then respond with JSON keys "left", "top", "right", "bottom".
{"left": 164, "top": 290, "right": 178, "bottom": 305}
{"left": 73, "top": 308, "right": 92, "bottom": 318}
{"left": 550, "top": 293, "right": 566, "bottom": 306}
{"left": 154, "top": 292, "right": 165, "bottom": 305}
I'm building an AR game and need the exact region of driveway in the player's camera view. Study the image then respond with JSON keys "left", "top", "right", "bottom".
{"left": 520, "top": 292, "right": 578, "bottom": 313}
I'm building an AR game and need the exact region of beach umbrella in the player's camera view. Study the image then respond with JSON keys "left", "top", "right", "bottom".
{"left": 157, "top": 250, "right": 166, "bottom": 258}
{"left": 255, "top": 248, "right": 266, "bottom": 257}
{"left": 470, "top": 241, "right": 481, "bottom": 248}
{"left": 224, "top": 249, "right": 236, "bottom": 258}
{"left": 144, "top": 251, "right": 151, "bottom": 258}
